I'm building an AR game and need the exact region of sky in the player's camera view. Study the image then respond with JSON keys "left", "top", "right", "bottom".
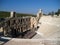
{"left": 0, "top": 0, "right": 60, "bottom": 14}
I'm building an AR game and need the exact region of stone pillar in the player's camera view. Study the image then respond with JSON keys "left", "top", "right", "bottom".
{"left": 3, "top": 28, "right": 6, "bottom": 36}
{"left": 37, "top": 9, "right": 43, "bottom": 20}
{"left": 0, "top": 27, "right": 3, "bottom": 32}
{"left": 36, "top": 9, "right": 43, "bottom": 28}
{"left": 36, "top": 9, "right": 43, "bottom": 24}
{"left": 10, "top": 11, "right": 16, "bottom": 18}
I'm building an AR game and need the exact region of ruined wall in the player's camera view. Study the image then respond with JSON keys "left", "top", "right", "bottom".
{"left": 2, "top": 17, "right": 31, "bottom": 37}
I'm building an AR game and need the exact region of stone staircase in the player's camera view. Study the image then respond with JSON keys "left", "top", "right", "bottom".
{"left": 24, "top": 31, "right": 36, "bottom": 39}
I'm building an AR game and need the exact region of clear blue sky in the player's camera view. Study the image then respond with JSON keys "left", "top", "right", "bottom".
{"left": 0, "top": 0, "right": 60, "bottom": 14}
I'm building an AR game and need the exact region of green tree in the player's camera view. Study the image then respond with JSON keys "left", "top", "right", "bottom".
{"left": 51, "top": 11, "right": 54, "bottom": 17}
{"left": 48, "top": 12, "right": 52, "bottom": 15}
{"left": 58, "top": 9, "right": 60, "bottom": 14}
{"left": 55, "top": 9, "right": 60, "bottom": 16}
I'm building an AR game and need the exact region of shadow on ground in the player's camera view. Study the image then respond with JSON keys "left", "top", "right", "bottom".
{"left": 0, "top": 37, "right": 11, "bottom": 45}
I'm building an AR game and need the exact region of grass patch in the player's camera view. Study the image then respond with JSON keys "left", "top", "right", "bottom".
{"left": 0, "top": 11, "right": 36, "bottom": 18}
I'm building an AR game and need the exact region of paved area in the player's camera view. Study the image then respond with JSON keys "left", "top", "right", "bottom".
{"left": 4, "top": 39, "right": 44, "bottom": 45}
{"left": 37, "top": 16, "right": 60, "bottom": 38}
{"left": 4, "top": 38, "right": 60, "bottom": 45}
